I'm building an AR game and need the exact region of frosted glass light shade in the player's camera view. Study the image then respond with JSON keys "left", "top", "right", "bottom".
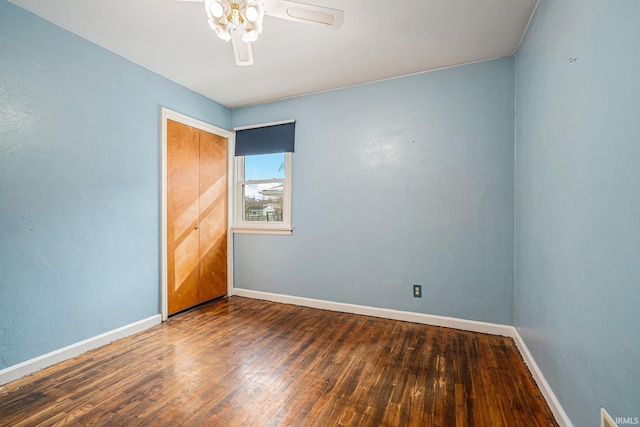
{"left": 209, "top": 1, "right": 224, "bottom": 18}
{"left": 245, "top": 6, "right": 258, "bottom": 22}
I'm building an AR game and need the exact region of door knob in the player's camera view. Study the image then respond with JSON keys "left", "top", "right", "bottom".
{"left": 195, "top": 225, "right": 200, "bottom": 230}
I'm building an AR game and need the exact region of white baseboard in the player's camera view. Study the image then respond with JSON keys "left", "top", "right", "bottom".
{"left": 232, "top": 288, "right": 514, "bottom": 335}
{"left": 511, "top": 329, "right": 574, "bottom": 427}
{"left": 231, "top": 287, "right": 573, "bottom": 427}
{"left": 0, "top": 314, "right": 162, "bottom": 386}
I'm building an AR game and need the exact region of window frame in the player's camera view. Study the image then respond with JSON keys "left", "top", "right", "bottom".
{"left": 233, "top": 151, "right": 292, "bottom": 235}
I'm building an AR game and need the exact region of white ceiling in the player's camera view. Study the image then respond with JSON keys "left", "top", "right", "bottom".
{"left": 9, "top": 0, "right": 538, "bottom": 108}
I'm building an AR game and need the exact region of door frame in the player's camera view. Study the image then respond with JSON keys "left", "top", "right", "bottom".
{"left": 160, "top": 107, "right": 234, "bottom": 321}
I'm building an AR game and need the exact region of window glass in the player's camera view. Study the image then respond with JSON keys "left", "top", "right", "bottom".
{"left": 242, "top": 182, "right": 284, "bottom": 222}
{"left": 234, "top": 151, "right": 292, "bottom": 234}
{"left": 244, "top": 153, "right": 285, "bottom": 181}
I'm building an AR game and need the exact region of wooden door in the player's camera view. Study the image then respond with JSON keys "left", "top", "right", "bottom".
{"left": 197, "top": 129, "right": 228, "bottom": 303}
{"left": 167, "top": 119, "right": 227, "bottom": 315}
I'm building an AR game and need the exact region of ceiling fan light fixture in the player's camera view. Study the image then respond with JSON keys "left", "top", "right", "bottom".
{"left": 210, "top": 20, "right": 232, "bottom": 41}
{"left": 195, "top": 0, "right": 344, "bottom": 66}
{"left": 241, "top": 30, "right": 259, "bottom": 42}
{"left": 209, "top": 1, "right": 224, "bottom": 18}
{"left": 206, "top": 0, "right": 232, "bottom": 41}
{"left": 240, "top": 0, "right": 264, "bottom": 42}
{"left": 245, "top": 5, "right": 259, "bottom": 22}
{"left": 205, "top": 0, "right": 263, "bottom": 44}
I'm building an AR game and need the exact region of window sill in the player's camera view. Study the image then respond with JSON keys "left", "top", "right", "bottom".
{"left": 232, "top": 226, "right": 293, "bottom": 236}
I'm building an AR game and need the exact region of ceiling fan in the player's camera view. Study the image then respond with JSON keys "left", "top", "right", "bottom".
{"left": 177, "top": 0, "right": 344, "bottom": 66}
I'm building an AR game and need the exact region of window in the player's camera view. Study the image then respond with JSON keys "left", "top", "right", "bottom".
{"left": 233, "top": 121, "right": 294, "bottom": 235}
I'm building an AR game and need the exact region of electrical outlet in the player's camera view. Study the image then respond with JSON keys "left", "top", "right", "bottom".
{"left": 413, "top": 284, "right": 422, "bottom": 298}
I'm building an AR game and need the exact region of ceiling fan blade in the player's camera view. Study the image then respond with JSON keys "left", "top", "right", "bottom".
{"left": 231, "top": 37, "right": 254, "bottom": 66}
{"left": 262, "top": 0, "right": 344, "bottom": 29}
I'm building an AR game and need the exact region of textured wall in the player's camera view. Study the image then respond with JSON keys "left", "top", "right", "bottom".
{"left": 514, "top": 0, "right": 640, "bottom": 425}
{"left": 0, "top": 1, "right": 230, "bottom": 369}
{"left": 232, "top": 58, "right": 515, "bottom": 325}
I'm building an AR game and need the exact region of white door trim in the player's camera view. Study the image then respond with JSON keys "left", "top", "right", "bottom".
{"left": 160, "top": 107, "right": 234, "bottom": 321}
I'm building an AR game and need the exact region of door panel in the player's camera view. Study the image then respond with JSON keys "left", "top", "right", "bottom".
{"left": 173, "top": 229, "right": 200, "bottom": 293}
{"left": 199, "top": 202, "right": 227, "bottom": 302}
{"left": 167, "top": 120, "right": 200, "bottom": 245}
{"left": 167, "top": 119, "right": 227, "bottom": 316}
{"left": 167, "top": 120, "right": 201, "bottom": 315}
{"left": 198, "top": 131, "right": 227, "bottom": 302}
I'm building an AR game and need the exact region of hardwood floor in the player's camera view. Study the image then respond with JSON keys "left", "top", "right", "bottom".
{"left": 0, "top": 297, "right": 558, "bottom": 426}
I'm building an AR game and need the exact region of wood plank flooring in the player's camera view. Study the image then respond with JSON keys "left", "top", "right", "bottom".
{"left": 0, "top": 297, "right": 558, "bottom": 426}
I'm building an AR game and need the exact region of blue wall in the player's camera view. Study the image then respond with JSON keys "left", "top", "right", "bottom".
{"left": 4, "top": 1, "right": 636, "bottom": 424}
{"left": 0, "top": 1, "right": 231, "bottom": 369}
{"left": 514, "top": 0, "right": 640, "bottom": 425}
{"left": 232, "top": 58, "right": 516, "bottom": 325}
